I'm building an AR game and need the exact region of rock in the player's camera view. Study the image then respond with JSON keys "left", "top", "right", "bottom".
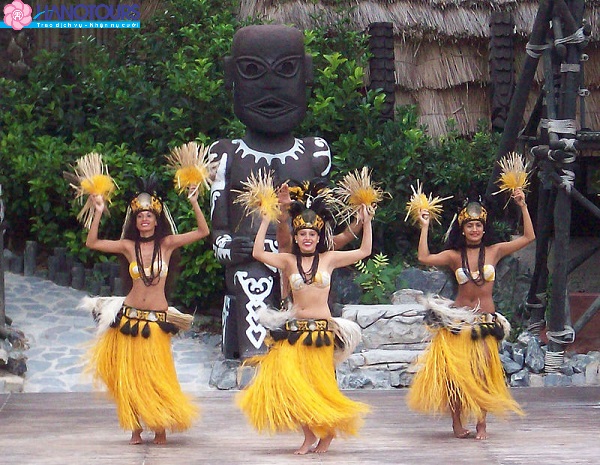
{"left": 572, "top": 373, "right": 586, "bottom": 386}
{"left": 0, "top": 370, "right": 24, "bottom": 393}
{"left": 390, "top": 289, "right": 423, "bottom": 305}
{"left": 559, "top": 361, "right": 575, "bottom": 376}
{"left": 585, "top": 361, "right": 600, "bottom": 385}
{"left": 396, "top": 267, "right": 455, "bottom": 299}
{"left": 237, "top": 365, "right": 256, "bottom": 389}
{"left": 544, "top": 373, "right": 572, "bottom": 387}
{"left": 517, "top": 331, "right": 535, "bottom": 345}
{"left": 512, "top": 346, "right": 526, "bottom": 367}
{"left": 6, "top": 355, "right": 27, "bottom": 376}
{"left": 209, "top": 359, "right": 240, "bottom": 390}
{"left": 510, "top": 368, "right": 530, "bottom": 387}
{"left": 390, "top": 369, "right": 414, "bottom": 388}
{"left": 529, "top": 373, "right": 545, "bottom": 387}
{"left": 501, "top": 353, "right": 523, "bottom": 374}
{"left": 359, "top": 349, "right": 418, "bottom": 366}
{"left": 525, "top": 337, "right": 545, "bottom": 373}
{"left": 340, "top": 368, "right": 390, "bottom": 389}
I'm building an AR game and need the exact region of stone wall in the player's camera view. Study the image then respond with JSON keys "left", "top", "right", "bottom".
{"left": 337, "top": 291, "right": 428, "bottom": 389}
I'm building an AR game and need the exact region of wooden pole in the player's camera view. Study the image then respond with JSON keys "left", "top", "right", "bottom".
{"left": 547, "top": 0, "right": 586, "bottom": 357}
{"left": 525, "top": 37, "right": 557, "bottom": 327}
{"left": 485, "top": 0, "right": 554, "bottom": 201}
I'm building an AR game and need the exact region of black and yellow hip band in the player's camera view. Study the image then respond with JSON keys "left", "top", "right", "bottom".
{"left": 112, "top": 305, "right": 178, "bottom": 337}
{"left": 270, "top": 318, "right": 334, "bottom": 347}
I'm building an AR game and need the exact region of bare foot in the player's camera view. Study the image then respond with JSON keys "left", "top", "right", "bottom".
{"left": 153, "top": 430, "right": 167, "bottom": 445}
{"left": 475, "top": 420, "right": 488, "bottom": 440}
{"left": 294, "top": 427, "right": 317, "bottom": 455}
{"left": 452, "top": 419, "right": 471, "bottom": 439}
{"left": 450, "top": 403, "right": 470, "bottom": 439}
{"left": 129, "top": 429, "right": 143, "bottom": 445}
{"left": 313, "top": 435, "right": 333, "bottom": 453}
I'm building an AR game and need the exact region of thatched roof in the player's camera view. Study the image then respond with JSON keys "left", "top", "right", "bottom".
{"left": 239, "top": 0, "right": 600, "bottom": 138}
{"left": 240, "top": 0, "right": 600, "bottom": 41}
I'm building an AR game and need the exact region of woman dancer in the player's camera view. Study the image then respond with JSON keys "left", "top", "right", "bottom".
{"left": 85, "top": 181, "right": 209, "bottom": 445}
{"left": 407, "top": 188, "right": 535, "bottom": 440}
{"left": 238, "top": 193, "right": 373, "bottom": 454}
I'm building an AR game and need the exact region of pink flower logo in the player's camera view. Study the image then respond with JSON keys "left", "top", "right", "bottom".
{"left": 4, "top": 1, "right": 32, "bottom": 30}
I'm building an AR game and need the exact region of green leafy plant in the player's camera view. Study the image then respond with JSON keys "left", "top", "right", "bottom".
{"left": 354, "top": 253, "right": 403, "bottom": 304}
{"left": 0, "top": 0, "right": 507, "bottom": 313}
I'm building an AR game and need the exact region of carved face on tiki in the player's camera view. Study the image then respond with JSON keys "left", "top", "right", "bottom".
{"left": 226, "top": 25, "right": 313, "bottom": 135}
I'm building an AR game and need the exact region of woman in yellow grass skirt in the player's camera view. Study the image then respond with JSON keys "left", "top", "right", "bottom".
{"left": 84, "top": 179, "right": 209, "bottom": 445}
{"left": 238, "top": 196, "right": 373, "bottom": 455}
{"left": 407, "top": 188, "right": 535, "bottom": 440}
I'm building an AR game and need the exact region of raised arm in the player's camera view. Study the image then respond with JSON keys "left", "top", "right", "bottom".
{"left": 164, "top": 187, "right": 210, "bottom": 250}
{"left": 275, "top": 183, "right": 293, "bottom": 253}
{"left": 85, "top": 195, "right": 128, "bottom": 255}
{"left": 332, "top": 216, "right": 363, "bottom": 250}
{"left": 253, "top": 214, "right": 292, "bottom": 270}
{"left": 494, "top": 188, "right": 536, "bottom": 258}
{"left": 328, "top": 204, "right": 373, "bottom": 269}
{"left": 417, "top": 209, "right": 454, "bottom": 267}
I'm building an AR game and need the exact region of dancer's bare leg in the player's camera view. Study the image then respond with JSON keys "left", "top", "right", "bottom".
{"left": 129, "top": 429, "right": 143, "bottom": 445}
{"left": 451, "top": 401, "right": 470, "bottom": 439}
{"left": 294, "top": 425, "right": 317, "bottom": 455}
{"left": 475, "top": 413, "right": 488, "bottom": 440}
{"left": 313, "top": 434, "right": 334, "bottom": 453}
{"left": 153, "top": 430, "right": 167, "bottom": 445}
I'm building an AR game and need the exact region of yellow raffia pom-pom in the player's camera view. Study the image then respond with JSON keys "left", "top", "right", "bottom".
{"left": 65, "top": 152, "right": 117, "bottom": 229}
{"left": 494, "top": 152, "right": 530, "bottom": 195}
{"left": 404, "top": 180, "right": 452, "bottom": 225}
{"left": 166, "top": 142, "right": 212, "bottom": 197}
{"left": 333, "top": 167, "right": 388, "bottom": 223}
{"left": 80, "top": 174, "right": 115, "bottom": 196}
{"left": 233, "top": 169, "right": 280, "bottom": 223}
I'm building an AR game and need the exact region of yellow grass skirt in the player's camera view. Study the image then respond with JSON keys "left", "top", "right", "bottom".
{"left": 406, "top": 326, "right": 523, "bottom": 422}
{"left": 87, "top": 317, "right": 198, "bottom": 432}
{"left": 237, "top": 331, "right": 370, "bottom": 439}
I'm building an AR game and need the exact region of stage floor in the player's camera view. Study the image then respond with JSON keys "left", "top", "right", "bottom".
{"left": 1, "top": 387, "right": 598, "bottom": 465}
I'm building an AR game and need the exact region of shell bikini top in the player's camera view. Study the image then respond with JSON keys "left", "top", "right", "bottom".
{"left": 129, "top": 260, "right": 169, "bottom": 280}
{"left": 455, "top": 264, "right": 495, "bottom": 285}
{"left": 289, "top": 271, "right": 331, "bottom": 291}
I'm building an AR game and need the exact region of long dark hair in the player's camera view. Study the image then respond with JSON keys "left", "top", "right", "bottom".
{"left": 445, "top": 197, "right": 499, "bottom": 251}
{"left": 288, "top": 206, "right": 335, "bottom": 256}
{"left": 118, "top": 176, "right": 180, "bottom": 300}
{"left": 444, "top": 197, "right": 499, "bottom": 286}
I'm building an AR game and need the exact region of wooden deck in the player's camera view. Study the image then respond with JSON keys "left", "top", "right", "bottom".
{"left": 1, "top": 387, "right": 599, "bottom": 464}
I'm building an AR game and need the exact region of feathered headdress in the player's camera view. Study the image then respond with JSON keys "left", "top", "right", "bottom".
{"left": 165, "top": 141, "right": 212, "bottom": 197}
{"left": 64, "top": 152, "right": 117, "bottom": 229}
{"left": 333, "top": 167, "right": 388, "bottom": 224}
{"left": 404, "top": 180, "right": 452, "bottom": 226}
{"left": 233, "top": 169, "right": 280, "bottom": 223}
{"left": 288, "top": 179, "right": 336, "bottom": 251}
{"left": 458, "top": 200, "right": 488, "bottom": 227}
{"left": 287, "top": 178, "right": 331, "bottom": 204}
{"left": 493, "top": 152, "right": 531, "bottom": 205}
{"left": 121, "top": 174, "right": 177, "bottom": 238}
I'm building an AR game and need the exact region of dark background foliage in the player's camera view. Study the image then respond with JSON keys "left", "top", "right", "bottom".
{"left": 0, "top": 0, "right": 502, "bottom": 312}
